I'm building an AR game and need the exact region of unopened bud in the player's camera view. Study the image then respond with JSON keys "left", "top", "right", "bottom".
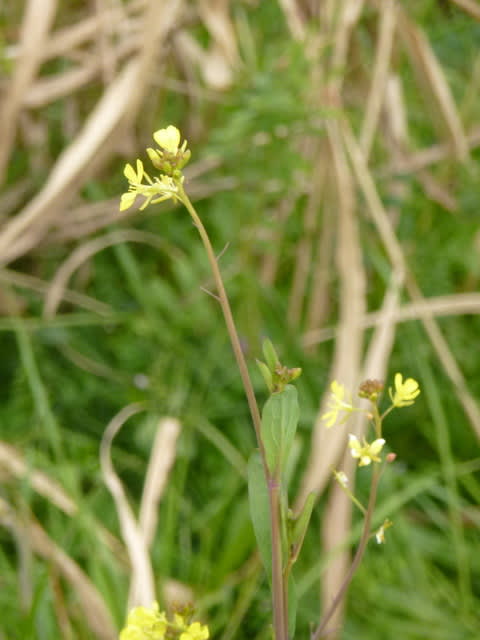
{"left": 386, "top": 452, "right": 397, "bottom": 463}
{"left": 358, "top": 379, "right": 384, "bottom": 401}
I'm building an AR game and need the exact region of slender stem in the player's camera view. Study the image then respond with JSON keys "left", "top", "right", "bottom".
{"left": 270, "top": 481, "right": 288, "bottom": 640}
{"left": 311, "top": 467, "right": 381, "bottom": 640}
{"left": 179, "top": 186, "right": 263, "bottom": 449}
{"left": 179, "top": 186, "right": 287, "bottom": 640}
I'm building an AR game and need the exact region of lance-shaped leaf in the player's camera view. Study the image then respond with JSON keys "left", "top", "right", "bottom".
{"left": 289, "top": 491, "right": 315, "bottom": 564}
{"left": 261, "top": 385, "right": 299, "bottom": 475}
{"left": 247, "top": 451, "right": 271, "bottom": 576}
{"left": 256, "top": 359, "right": 273, "bottom": 393}
{"left": 288, "top": 573, "right": 298, "bottom": 639}
{"left": 262, "top": 338, "right": 280, "bottom": 372}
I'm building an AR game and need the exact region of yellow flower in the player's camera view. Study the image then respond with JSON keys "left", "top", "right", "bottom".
{"left": 348, "top": 434, "right": 385, "bottom": 467}
{"left": 153, "top": 125, "right": 186, "bottom": 154}
{"left": 322, "top": 380, "right": 354, "bottom": 428}
{"left": 179, "top": 622, "right": 210, "bottom": 640}
{"left": 119, "top": 602, "right": 167, "bottom": 640}
{"left": 147, "top": 126, "right": 191, "bottom": 176}
{"left": 375, "top": 518, "right": 393, "bottom": 544}
{"left": 389, "top": 373, "right": 420, "bottom": 408}
{"left": 119, "top": 159, "right": 182, "bottom": 212}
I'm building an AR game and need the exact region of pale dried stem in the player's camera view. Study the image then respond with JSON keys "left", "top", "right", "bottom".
{"left": 44, "top": 229, "right": 175, "bottom": 318}
{"left": 0, "top": 0, "right": 58, "bottom": 183}
{"left": 304, "top": 178, "right": 335, "bottom": 337}
{"left": 0, "top": 497, "right": 117, "bottom": 640}
{"left": 303, "top": 292, "right": 480, "bottom": 346}
{"left": 315, "top": 121, "right": 366, "bottom": 634}
{"left": 448, "top": 0, "right": 480, "bottom": 21}
{"left": 288, "top": 146, "right": 327, "bottom": 327}
{"left": 397, "top": 7, "right": 468, "bottom": 160}
{"left": 343, "top": 122, "right": 480, "bottom": 438}
{"left": 100, "top": 402, "right": 156, "bottom": 607}
{"left": 359, "top": 0, "right": 397, "bottom": 160}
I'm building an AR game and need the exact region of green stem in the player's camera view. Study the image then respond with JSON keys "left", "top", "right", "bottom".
{"left": 179, "top": 185, "right": 287, "bottom": 640}
{"left": 311, "top": 467, "right": 381, "bottom": 640}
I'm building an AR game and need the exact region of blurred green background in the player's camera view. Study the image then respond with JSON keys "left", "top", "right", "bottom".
{"left": 0, "top": 1, "right": 479, "bottom": 638}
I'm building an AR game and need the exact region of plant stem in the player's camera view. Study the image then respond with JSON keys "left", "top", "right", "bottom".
{"left": 179, "top": 187, "right": 263, "bottom": 446}
{"left": 271, "top": 480, "right": 288, "bottom": 640}
{"left": 311, "top": 467, "right": 381, "bottom": 640}
{"left": 179, "top": 187, "right": 287, "bottom": 640}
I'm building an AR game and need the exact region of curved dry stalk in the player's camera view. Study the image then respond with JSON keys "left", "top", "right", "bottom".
{"left": 0, "top": 497, "right": 117, "bottom": 640}
{"left": 100, "top": 402, "right": 155, "bottom": 608}
{"left": 43, "top": 229, "right": 175, "bottom": 317}
{"left": 0, "top": 268, "right": 112, "bottom": 316}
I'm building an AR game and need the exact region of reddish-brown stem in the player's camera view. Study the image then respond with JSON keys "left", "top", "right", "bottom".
{"left": 311, "top": 467, "right": 381, "bottom": 640}
{"left": 180, "top": 186, "right": 288, "bottom": 640}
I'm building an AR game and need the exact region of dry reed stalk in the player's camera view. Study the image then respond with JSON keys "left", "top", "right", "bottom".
{"left": 139, "top": 418, "right": 181, "bottom": 547}
{"left": 287, "top": 144, "right": 327, "bottom": 327}
{"left": 382, "top": 126, "right": 480, "bottom": 176}
{"left": 0, "top": 442, "right": 77, "bottom": 516}
{"left": 259, "top": 192, "right": 301, "bottom": 287}
{"left": 449, "top": 0, "right": 480, "bottom": 21}
{"left": 0, "top": 0, "right": 185, "bottom": 266}
{"left": 397, "top": 7, "right": 468, "bottom": 161}
{"left": 0, "top": 497, "right": 117, "bottom": 640}
{"left": 320, "top": 449, "right": 356, "bottom": 638}
{"left": 320, "top": 274, "right": 401, "bottom": 639}
{"left": 100, "top": 402, "right": 156, "bottom": 608}
{"left": 298, "top": 0, "right": 368, "bottom": 500}
{"left": 359, "top": 0, "right": 397, "bottom": 160}
{"left": 59, "top": 342, "right": 126, "bottom": 382}
{"left": 0, "top": 440, "right": 125, "bottom": 558}
{"left": 311, "top": 121, "right": 366, "bottom": 636}
{"left": 343, "top": 122, "right": 480, "bottom": 438}
{"left": 0, "top": 0, "right": 58, "bottom": 183}
{"left": 128, "top": 418, "right": 181, "bottom": 603}
{"left": 0, "top": 268, "right": 112, "bottom": 316}
{"left": 43, "top": 229, "right": 174, "bottom": 317}
{"left": 304, "top": 172, "right": 335, "bottom": 336}
{"left": 5, "top": 0, "right": 145, "bottom": 64}
{"left": 277, "top": 0, "right": 307, "bottom": 39}
{"left": 0, "top": 60, "right": 140, "bottom": 265}
{"left": 303, "top": 292, "right": 480, "bottom": 346}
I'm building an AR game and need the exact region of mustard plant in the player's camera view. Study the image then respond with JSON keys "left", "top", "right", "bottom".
{"left": 118, "top": 126, "right": 421, "bottom": 640}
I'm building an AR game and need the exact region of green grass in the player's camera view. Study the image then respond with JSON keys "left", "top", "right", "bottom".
{"left": 1, "top": 2, "right": 480, "bottom": 639}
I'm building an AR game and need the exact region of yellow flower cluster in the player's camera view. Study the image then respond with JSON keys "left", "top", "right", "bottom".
{"left": 322, "top": 372, "right": 420, "bottom": 469}
{"left": 119, "top": 126, "right": 190, "bottom": 212}
{"left": 119, "top": 603, "right": 209, "bottom": 640}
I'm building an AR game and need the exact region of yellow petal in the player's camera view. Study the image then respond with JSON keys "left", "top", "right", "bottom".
{"left": 123, "top": 163, "right": 137, "bottom": 181}
{"left": 369, "top": 438, "right": 386, "bottom": 455}
{"left": 153, "top": 125, "right": 181, "bottom": 153}
{"left": 119, "top": 192, "right": 136, "bottom": 211}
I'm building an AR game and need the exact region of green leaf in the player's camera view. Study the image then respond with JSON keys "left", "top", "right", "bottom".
{"left": 261, "top": 385, "right": 299, "bottom": 475}
{"left": 290, "top": 491, "right": 315, "bottom": 563}
{"left": 262, "top": 338, "right": 279, "bottom": 372}
{"left": 256, "top": 359, "right": 273, "bottom": 392}
{"left": 247, "top": 451, "right": 272, "bottom": 576}
{"left": 288, "top": 573, "right": 297, "bottom": 639}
